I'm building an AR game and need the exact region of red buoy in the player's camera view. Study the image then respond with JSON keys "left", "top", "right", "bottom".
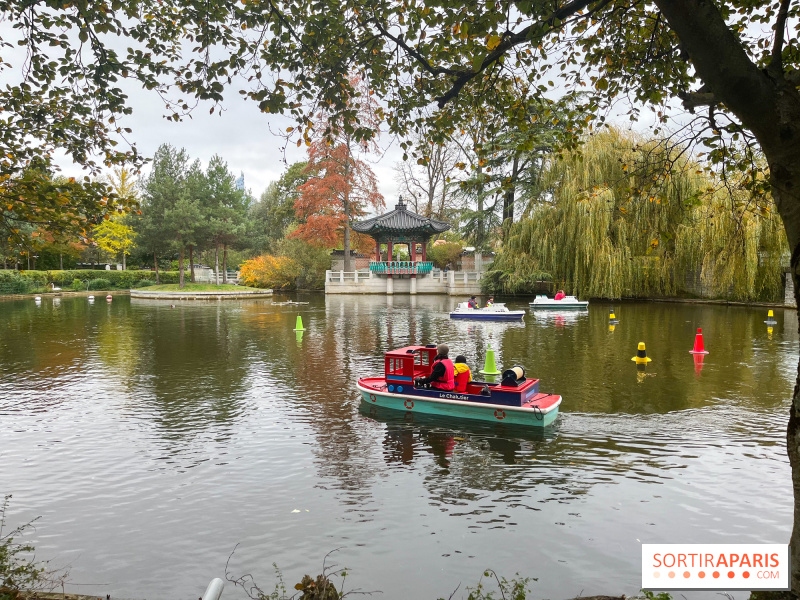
{"left": 690, "top": 328, "right": 709, "bottom": 354}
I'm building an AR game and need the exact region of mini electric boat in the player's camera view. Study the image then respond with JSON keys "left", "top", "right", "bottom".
{"left": 357, "top": 345, "right": 562, "bottom": 427}
{"left": 449, "top": 302, "right": 525, "bottom": 321}
{"left": 529, "top": 294, "right": 589, "bottom": 309}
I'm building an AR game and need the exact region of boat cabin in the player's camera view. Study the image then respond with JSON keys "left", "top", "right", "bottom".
{"left": 383, "top": 345, "right": 542, "bottom": 405}
{"left": 385, "top": 345, "right": 439, "bottom": 384}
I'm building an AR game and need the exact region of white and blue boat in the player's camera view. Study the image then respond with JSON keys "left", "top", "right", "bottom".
{"left": 357, "top": 345, "right": 562, "bottom": 427}
{"left": 449, "top": 301, "right": 525, "bottom": 321}
{"left": 529, "top": 294, "right": 589, "bottom": 309}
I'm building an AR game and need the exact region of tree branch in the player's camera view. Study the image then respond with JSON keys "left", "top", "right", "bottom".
{"left": 435, "top": 0, "right": 615, "bottom": 107}
{"left": 769, "top": 0, "right": 792, "bottom": 76}
{"left": 679, "top": 91, "right": 720, "bottom": 112}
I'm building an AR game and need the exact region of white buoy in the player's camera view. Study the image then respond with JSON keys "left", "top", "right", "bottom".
{"left": 88, "top": 295, "right": 94, "bottom": 300}
{"left": 34, "top": 296, "right": 42, "bottom": 302}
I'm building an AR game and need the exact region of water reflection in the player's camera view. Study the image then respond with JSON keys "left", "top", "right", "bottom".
{"left": 0, "top": 294, "right": 794, "bottom": 600}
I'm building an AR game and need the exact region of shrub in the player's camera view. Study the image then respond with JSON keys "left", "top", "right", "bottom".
{"left": 240, "top": 255, "right": 298, "bottom": 290}
{"left": 1, "top": 495, "right": 67, "bottom": 597}
{"left": 428, "top": 242, "right": 463, "bottom": 270}
{"left": 133, "top": 280, "right": 156, "bottom": 288}
{"left": 87, "top": 278, "right": 112, "bottom": 290}
{"left": 14, "top": 270, "right": 181, "bottom": 288}
{"left": 0, "top": 273, "right": 33, "bottom": 295}
{"left": 70, "top": 279, "right": 84, "bottom": 291}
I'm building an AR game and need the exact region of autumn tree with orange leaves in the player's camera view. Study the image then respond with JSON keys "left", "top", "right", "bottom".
{"left": 291, "top": 76, "right": 384, "bottom": 273}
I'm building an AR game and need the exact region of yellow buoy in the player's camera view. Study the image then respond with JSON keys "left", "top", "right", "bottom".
{"left": 631, "top": 342, "right": 652, "bottom": 364}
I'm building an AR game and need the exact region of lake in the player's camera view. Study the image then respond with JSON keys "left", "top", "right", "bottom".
{"left": 0, "top": 294, "right": 794, "bottom": 600}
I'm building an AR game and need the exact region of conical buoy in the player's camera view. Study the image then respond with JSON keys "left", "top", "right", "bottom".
{"left": 479, "top": 342, "right": 501, "bottom": 375}
{"left": 609, "top": 307, "right": 619, "bottom": 324}
{"left": 631, "top": 342, "right": 652, "bottom": 364}
{"left": 106, "top": 294, "right": 112, "bottom": 302}
{"left": 765, "top": 309, "right": 777, "bottom": 325}
{"left": 293, "top": 315, "right": 305, "bottom": 331}
{"left": 689, "top": 328, "right": 709, "bottom": 354}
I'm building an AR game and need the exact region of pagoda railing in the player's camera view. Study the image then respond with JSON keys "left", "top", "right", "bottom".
{"left": 369, "top": 260, "right": 434, "bottom": 275}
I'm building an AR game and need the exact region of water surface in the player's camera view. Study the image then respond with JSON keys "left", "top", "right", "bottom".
{"left": 0, "top": 294, "right": 794, "bottom": 599}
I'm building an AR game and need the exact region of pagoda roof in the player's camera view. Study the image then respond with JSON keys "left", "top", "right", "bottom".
{"left": 352, "top": 197, "right": 451, "bottom": 237}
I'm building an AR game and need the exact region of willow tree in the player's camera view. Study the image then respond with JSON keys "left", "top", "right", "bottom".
{"left": 489, "top": 128, "right": 787, "bottom": 300}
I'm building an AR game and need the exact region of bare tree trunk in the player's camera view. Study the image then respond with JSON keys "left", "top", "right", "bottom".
{"left": 179, "top": 245, "right": 185, "bottom": 288}
{"left": 59, "top": 253, "right": 63, "bottom": 270}
{"left": 122, "top": 252, "right": 126, "bottom": 271}
{"left": 215, "top": 244, "right": 219, "bottom": 286}
{"left": 343, "top": 196, "right": 352, "bottom": 273}
{"left": 189, "top": 245, "right": 195, "bottom": 283}
{"left": 223, "top": 244, "right": 228, "bottom": 284}
{"left": 154, "top": 252, "right": 160, "bottom": 284}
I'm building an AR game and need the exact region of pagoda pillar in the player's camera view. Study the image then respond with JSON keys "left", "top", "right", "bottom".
{"left": 375, "top": 239, "right": 381, "bottom": 262}
{"left": 387, "top": 241, "right": 393, "bottom": 262}
{"left": 410, "top": 239, "right": 417, "bottom": 294}
{"left": 422, "top": 242, "right": 427, "bottom": 262}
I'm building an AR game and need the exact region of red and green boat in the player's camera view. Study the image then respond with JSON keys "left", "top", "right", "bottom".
{"left": 357, "top": 345, "right": 562, "bottom": 427}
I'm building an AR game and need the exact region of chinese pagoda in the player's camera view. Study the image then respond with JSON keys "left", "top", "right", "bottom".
{"left": 351, "top": 197, "right": 451, "bottom": 294}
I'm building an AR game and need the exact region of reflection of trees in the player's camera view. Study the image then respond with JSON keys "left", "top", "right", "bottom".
{"left": 0, "top": 298, "right": 92, "bottom": 411}
{"left": 125, "top": 299, "right": 253, "bottom": 452}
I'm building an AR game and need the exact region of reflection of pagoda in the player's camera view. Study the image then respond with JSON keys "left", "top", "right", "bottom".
{"left": 351, "top": 197, "right": 451, "bottom": 294}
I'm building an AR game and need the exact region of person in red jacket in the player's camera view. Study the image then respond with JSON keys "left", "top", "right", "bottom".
{"left": 554, "top": 289, "right": 566, "bottom": 301}
{"left": 453, "top": 355, "right": 472, "bottom": 392}
{"left": 414, "top": 344, "right": 455, "bottom": 391}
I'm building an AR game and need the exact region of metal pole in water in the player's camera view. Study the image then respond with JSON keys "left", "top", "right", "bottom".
{"left": 201, "top": 578, "right": 224, "bottom": 600}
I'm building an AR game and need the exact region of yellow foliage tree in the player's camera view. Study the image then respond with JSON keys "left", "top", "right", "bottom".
{"left": 93, "top": 216, "right": 137, "bottom": 270}
{"left": 239, "top": 255, "right": 299, "bottom": 290}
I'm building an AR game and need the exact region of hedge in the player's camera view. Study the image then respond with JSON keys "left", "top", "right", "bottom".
{"left": 0, "top": 269, "right": 182, "bottom": 292}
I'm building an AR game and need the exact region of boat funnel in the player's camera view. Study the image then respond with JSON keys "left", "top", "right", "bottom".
{"left": 479, "top": 342, "right": 501, "bottom": 375}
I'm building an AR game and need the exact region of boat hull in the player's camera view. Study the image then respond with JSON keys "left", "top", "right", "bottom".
{"left": 529, "top": 301, "right": 588, "bottom": 310}
{"left": 357, "top": 381, "right": 560, "bottom": 427}
{"left": 449, "top": 311, "right": 525, "bottom": 321}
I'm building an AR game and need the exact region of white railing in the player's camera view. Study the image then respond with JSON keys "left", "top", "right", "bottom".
{"left": 326, "top": 270, "right": 372, "bottom": 283}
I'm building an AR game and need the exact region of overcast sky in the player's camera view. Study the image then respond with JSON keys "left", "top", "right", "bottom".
{"left": 62, "top": 79, "right": 406, "bottom": 207}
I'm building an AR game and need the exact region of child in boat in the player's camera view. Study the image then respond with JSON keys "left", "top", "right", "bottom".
{"left": 554, "top": 289, "right": 566, "bottom": 300}
{"left": 485, "top": 297, "right": 494, "bottom": 307}
{"left": 453, "top": 355, "right": 472, "bottom": 392}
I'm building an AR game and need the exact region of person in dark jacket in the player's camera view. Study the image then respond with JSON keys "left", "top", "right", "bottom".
{"left": 467, "top": 295, "right": 479, "bottom": 309}
{"left": 414, "top": 344, "right": 455, "bottom": 391}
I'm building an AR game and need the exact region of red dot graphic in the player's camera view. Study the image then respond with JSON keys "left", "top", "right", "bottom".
{"left": 713, "top": 571, "right": 720, "bottom": 579}
{"left": 699, "top": 572, "right": 706, "bottom": 579}
{"left": 683, "top": 571, "right": 690, "bottom": 579}
{"left": 743, "top": 572, "right": 750, "bottom": 579}
{"left": 728, "top": 571, "right": 735, "bottom": 579}
{"left": 668, "top": 571, "right": 676, "bottom": 579}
